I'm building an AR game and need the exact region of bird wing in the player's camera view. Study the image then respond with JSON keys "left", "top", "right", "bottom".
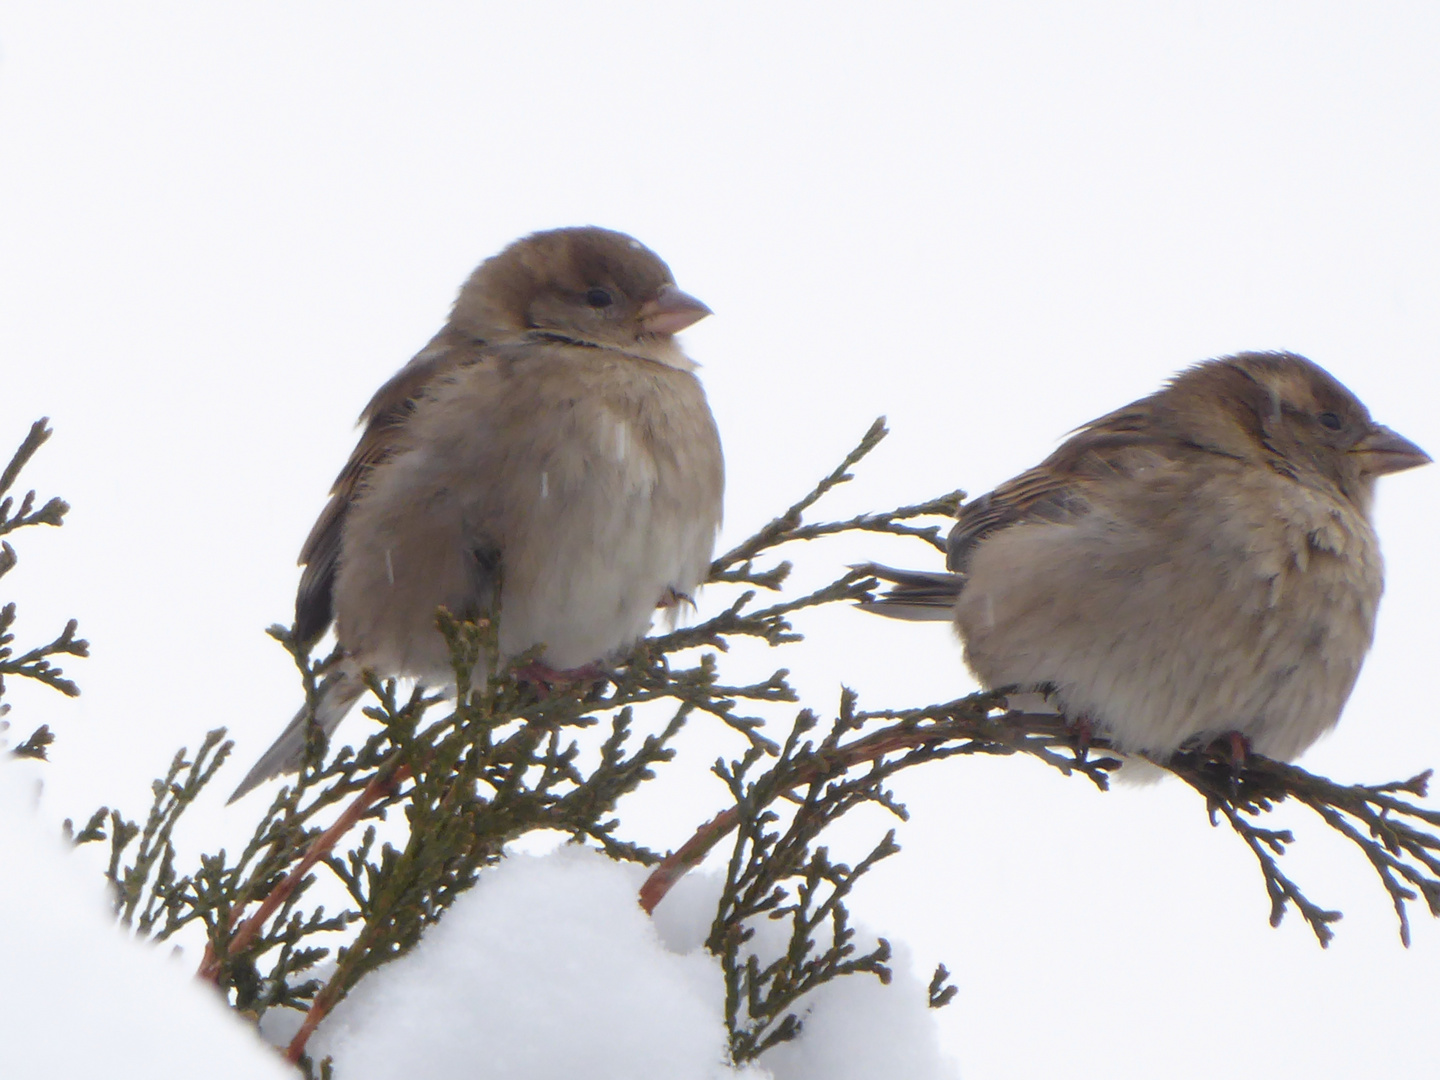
{"left": 946, "top": 400, "right": 1176, "bottom": 572}
{"left": 293, "top": 327, "right": 481, "bottom": 644}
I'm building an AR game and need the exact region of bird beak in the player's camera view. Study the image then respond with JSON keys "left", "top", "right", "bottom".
{"left": 639, "top": 284, "right": 712, "bottom": 335}
{"left": 1351, "top": 424, "right": 1432, "bottom": 476}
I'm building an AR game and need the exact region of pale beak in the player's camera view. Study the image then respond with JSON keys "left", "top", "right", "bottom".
{"left": 639, "top": 284, "right": 711, "bottom": 335}
{"left": 1352, "top": 424, "right": 1432, "bottom": 476}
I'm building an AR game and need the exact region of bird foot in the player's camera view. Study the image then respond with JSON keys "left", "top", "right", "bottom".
{"left": 1225, "top": 731, "right": 1251, "bottom": 771}
{"left": 1204, "top": 731, "right": 1252, "bottom": 798}
{"left": 513, "top": 660, "right": 606, "bottom": 699}
{"left": 1067, "top": 715, "right": 1095, "bottom": 761}
{"left": 656, "top": 586, "right": 694, "bottom": 611}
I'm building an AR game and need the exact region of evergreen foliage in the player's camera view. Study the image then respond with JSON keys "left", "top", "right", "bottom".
{"left": 1, "top": 419, "right": 86, "bottom": 755}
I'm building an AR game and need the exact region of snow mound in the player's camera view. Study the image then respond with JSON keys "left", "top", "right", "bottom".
{"left": 0, "top": 760, "right": 292, "bottom": 1079}
{"left": 319, "top": 845, "right": 957, "bottom": 1079}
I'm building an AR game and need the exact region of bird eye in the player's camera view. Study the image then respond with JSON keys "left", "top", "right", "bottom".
{"left": 585, "top": 288, "right": 613, "bottom": 309}
{"left": 1318, "top": 411, "right": 1343, "bottom": 431}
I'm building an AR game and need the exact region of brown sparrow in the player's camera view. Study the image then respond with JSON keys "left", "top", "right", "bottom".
{"left": 230, "top": 227, "right": 724, "bottom": 801}
{"left": 864, "top": 352, "right": 1429, "bottom": 764}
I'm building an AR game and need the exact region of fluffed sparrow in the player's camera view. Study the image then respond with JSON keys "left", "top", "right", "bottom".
{"left": 864, "top": 351, "right": 1428, "bottom": 764}
{"left": 231, "top": 227, "right": 723, "bottom": 801}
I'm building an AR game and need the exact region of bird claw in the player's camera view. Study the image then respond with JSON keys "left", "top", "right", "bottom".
{"left": 656, "top": 587, "right": 694, "bottom": 611}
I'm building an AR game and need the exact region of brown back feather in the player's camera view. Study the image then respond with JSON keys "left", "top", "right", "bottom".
{"left": 293, "top": 328, "right": 479, "bottom": 645}
{"left": 945, "top": 355, "right": 1283, "bottom": 573}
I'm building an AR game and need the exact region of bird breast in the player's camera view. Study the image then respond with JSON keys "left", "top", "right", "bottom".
{"left": 332, "top": 347, "right": 723, "bottom": 680}
{"left": 954, "top": 459, "right": 1384, "bottom": 761}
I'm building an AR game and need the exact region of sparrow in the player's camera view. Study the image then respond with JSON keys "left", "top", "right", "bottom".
{"left": 230, "top": 227, "right": 724, "bottom": 801}
{"left": 863, "top": 351, "right": 1429, "bottom": 764}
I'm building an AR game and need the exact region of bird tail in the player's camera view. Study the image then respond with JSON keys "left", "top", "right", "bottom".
{"left": 854, "top": 563, "right": 964, "bottom": 622}
{"left": 227, "top": 668, "right": 366, "bottom": 803}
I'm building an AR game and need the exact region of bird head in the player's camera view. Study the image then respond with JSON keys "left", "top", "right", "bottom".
{"left": 449, "top": 226, "right": 711, "bottom": 368}
{"left": 1162, "top": 351, "right": 1430, "bottom": 509}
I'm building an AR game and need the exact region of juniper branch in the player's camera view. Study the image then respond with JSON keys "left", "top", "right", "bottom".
{"left": 1165, "top": 752, "right": 1440, "bottom": 946}
{"left": 0, "top": 418, "right": 69, "bottom": 538}
{"left": 0, "top": 421, "right": 84, "bottom": 713}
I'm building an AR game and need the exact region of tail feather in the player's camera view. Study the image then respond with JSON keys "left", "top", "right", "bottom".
{"left": 227, "top": 669, "right": 366, "bottom": 803}
{"left": 854, "top": 562, "right": 964, "bottom": 622}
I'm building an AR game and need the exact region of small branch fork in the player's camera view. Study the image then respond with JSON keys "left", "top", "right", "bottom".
{"left": 0, "top": 418, "right": 69, "bottom": 539}
{"left": 1168, "top": 753, "right": 1440, "bottom": 946}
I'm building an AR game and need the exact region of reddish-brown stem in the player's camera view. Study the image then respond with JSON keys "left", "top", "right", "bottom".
{"left": 287, "top": 983, "right": 335, "bottom": 1063}
{"left": 283, "top": 762, "right": 419, "bottom": 1063}
{"left": 639, "top": 807, "right": 740, "bottom": 914}
{"left": 637, "top": 715, "right": 997, "bottom": 913}
{"left": 196, "top": 764, "right": 411, "bottom": 984}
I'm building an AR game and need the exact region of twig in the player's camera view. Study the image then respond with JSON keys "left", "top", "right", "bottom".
{"left": 198, "top": 763, "right": 411, "bottom": 984}
{"left": 0, "top": 419, "right": 68, "bottom": 538}
{"left": 640, "top": 699, "right": 1114, "bottom": 914}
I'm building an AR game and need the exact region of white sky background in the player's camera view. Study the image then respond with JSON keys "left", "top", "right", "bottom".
{"left": 3, "top": 3, "right": 1440, "bottom": 1077}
